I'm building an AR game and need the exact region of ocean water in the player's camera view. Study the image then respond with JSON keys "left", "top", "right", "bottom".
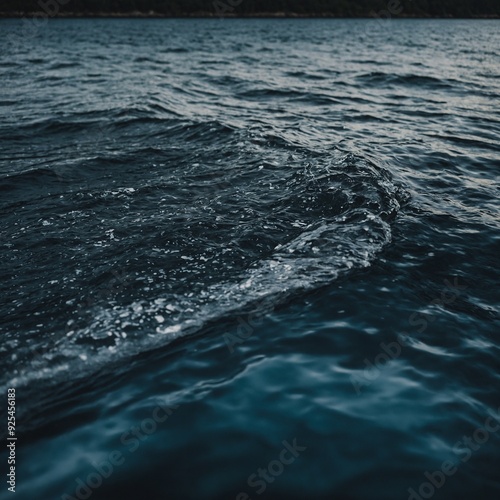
{"left": 0, "top": 18, "right": 499, "bottom": 500}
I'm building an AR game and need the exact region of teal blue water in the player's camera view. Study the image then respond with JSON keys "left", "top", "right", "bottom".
{"left": 0, "top": 18, "right": 499, "bottom": 500}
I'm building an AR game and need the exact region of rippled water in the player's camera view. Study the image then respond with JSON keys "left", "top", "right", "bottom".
{"left": 0, "top": 18, "right": 499, "bottom": 500}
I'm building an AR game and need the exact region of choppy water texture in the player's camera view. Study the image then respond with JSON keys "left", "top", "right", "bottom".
{"left": 0, "top": 18, "right": 499, "bottom": 500}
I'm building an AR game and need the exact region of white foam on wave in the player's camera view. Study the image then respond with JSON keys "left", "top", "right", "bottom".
{"left": 2, "top": 150, "right": 407, "bottom": 391}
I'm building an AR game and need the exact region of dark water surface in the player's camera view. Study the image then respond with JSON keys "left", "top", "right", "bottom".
{"left": 0, "top": 18, "right": 499, "bottom": 500}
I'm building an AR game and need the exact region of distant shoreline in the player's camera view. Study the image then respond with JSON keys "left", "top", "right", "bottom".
{"left": 1, "top": 12, "right": 499, "bottom": 19}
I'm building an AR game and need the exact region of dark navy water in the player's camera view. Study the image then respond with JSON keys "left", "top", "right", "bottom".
{"left": 0, "top": 18, "right": 499, "bottom": 500}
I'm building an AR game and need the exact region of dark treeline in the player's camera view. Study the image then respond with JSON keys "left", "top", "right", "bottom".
{"left": 1, "top": 0, "right": 499, "bottom": 17}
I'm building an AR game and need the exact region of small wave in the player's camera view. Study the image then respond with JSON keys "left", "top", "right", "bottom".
{"left": 1, "top": 135, "right": 409, "bottom": 392}
{"left": 0, "top": 167, "right": 62, "bottom": 190}
{"left": 161, "top": 47, "right": 189, "bottom": 53}
{"left": 26, "top": 58, "right": 47, "bottom": 64}
{"left": 356, "top": 71, "right": 453, "bottom": 89}
{"left": 0, "top": 117, "right": 102, "bottom": 138}
{"left": 238, "top": 88, "right": 306, "bottom": 99}
{"left": 47, "top": 61, "right": 82, "bottom": 70}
